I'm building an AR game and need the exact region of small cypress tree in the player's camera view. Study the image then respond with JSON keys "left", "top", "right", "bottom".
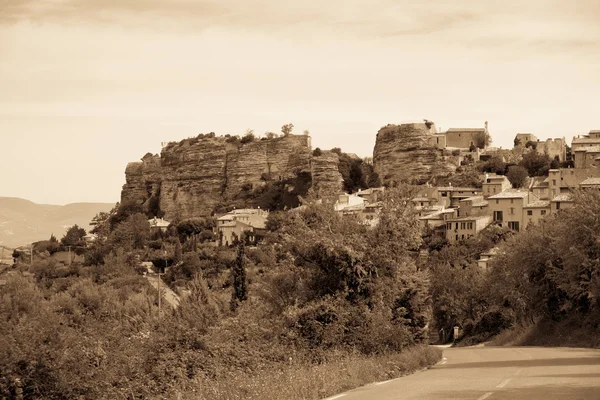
{"left": 174, "top": 240, "right": 183, "bottom": 264}
{"left": 230, "top": 239, "right": 248, "bottom": 311}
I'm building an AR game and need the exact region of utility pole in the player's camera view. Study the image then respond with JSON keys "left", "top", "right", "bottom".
{"left": 30, "top": 243, "right": 33, "bottom": 265}
{"left": 158, "top": 265, "right": 161, "bottom": 319}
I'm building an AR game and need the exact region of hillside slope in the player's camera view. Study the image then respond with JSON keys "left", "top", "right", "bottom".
{"left": 0, "top": 197, "right": 114, "bottom": 247}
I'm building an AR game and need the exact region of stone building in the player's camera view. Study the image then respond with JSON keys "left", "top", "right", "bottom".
{"left": 216, "top": 208, "right": 268, "bottom": 246}
{"left": 445, "top": 215, "right": 492, "bottom": 243}
{"left": 482, "top": 174, "right": 511, "bottom": 199}
{"left": 573, "top": 146, "right": 600, "bottom": 168}
{"left": 488, "top": 189, "right": 538, "bottom": 232}
{"left": 547, "top": 168, "right": 600, "bottom": 199}
{"left": 444, "top": 121, "right": 489, "bottom": 149}
{"left": 523, "top": 200, "right": 551, "bottom": 227}
{"left": 514, "top": 133, "right": 538, "bottom": 147}
{"left": 572, "top": 130, "right": 600, "bottom": 150}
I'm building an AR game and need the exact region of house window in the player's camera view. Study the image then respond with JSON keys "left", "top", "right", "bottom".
{"left": 455, "top": 235, "right": 459, "bottom": 241}
{"left": 527, "top": 210, "right": 533, "bottom": 216}
{"left": 461, "top": 234, "right": 465, "bottom": 239}
{"left": 556, "top": 202, "right": 561, "bottom": 210}
{"left": 455, "top": 223, "right": 459, "bottom": 229}
{"left": 508, "top": 221, "right": 520, "bottom": 231}
{"left": 441, "top": 192, "right": 447, "bottom": 197}
{"left": 495, "top": 199, "right": 499, "bottom": 204}
{"left": 541, "top": 210, "right": 547, "bottom": 215}
{"left": 510, "top": 207, "right": 515, "bottom": 215}
{"left": 552, "top": 179, "right": 556, "bottom": 185}
{"left": 510, "top": 199, "right": 514, "bottom": 204}
{"left": 493, "top": 211, "right": 503, "bottom": 221}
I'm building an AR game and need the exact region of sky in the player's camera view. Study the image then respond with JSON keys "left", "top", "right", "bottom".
{"left": 1, "top": 0, "right": 599, "bottom": 205}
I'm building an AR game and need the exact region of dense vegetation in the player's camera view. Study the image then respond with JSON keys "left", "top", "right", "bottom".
{"left": 426, "top": 190, "right": 600, "bottom": 346}
{"left": 0, "top": 188, "right": 440, "bottom": 399}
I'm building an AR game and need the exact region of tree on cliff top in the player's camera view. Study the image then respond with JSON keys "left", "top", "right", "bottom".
{"left": 281, "top": 123, "right": 294, "bottom": 136}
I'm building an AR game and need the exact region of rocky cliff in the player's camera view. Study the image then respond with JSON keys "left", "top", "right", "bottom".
{"left": 311, "top": 151, "right": 345, "bottom": 200}
{"left": 373, "top": 122, "right": 457, "bottom": 185}
{"left": 121, "top": 134, "right": 344, "bottom": 220}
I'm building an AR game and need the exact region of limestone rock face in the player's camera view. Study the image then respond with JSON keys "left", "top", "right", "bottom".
{"left": 311, "top": 151, "right": 344, "bottom": 200}
{"left": 121, "top": 135, "right": 318, "bottom": 220}
{"left": 121, "top": 153, "right": 162, "bottom": 205}
{"left": 224, "top": 135, "right": 312, "bottom": 198}
{"left": 159, "top": 137, "right": 228, "bottom": 219}
{"left": 373, "top": 123, "right": 457, "bottom": 185}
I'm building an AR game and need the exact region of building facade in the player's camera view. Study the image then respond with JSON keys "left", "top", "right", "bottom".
{"left": 488, "top": 189, "right": 538, "bottom": 232}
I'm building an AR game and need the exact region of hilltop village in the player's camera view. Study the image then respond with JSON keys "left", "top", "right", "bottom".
{"left": 121, "top": 121, "right": 596, "bottom": 261}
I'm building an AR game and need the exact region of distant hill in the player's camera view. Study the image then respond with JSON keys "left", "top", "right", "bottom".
{"left": 0, "top": 197, "right": 114, "bottom": 248}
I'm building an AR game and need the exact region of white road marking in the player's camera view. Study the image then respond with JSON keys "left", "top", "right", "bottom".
{"left": 324, "top": 395, "right": 346, "bottom": 400}
{"left": 497, "top": 378, "right": 512, "bottom": 388}
{"left": 515, "top": 368, "right": 523, "bottom": 376}
{"left": 439, "top": 360, "right": 447, "bottom": 365}
{"left": 375, "top": 379, "right": 395, "bottom": 386}
{"left": 477, "top": 392, "right": 494, "bottom": 400}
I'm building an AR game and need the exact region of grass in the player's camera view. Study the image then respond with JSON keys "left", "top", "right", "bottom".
{"left": 179, "top": 345, "right": 442, "bottom": 400}
{"left": 489, "top": 318, "right": 600, "bottom": 349}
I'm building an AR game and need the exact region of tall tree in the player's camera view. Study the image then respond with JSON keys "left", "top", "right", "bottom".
{"left": 506, "top": 165, "right": 528, "bottom": 188}
{"left": 230, "top": 239, "right": 248, "bottom": 311}
{"left": 61, "top": 224, "right": 87, "bottom": 247}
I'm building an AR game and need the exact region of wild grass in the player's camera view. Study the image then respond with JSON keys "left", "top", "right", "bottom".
{"left": 180, "top": 345, "right": 442, "bottom": 400}
{"left": 489, "top": 317, "right": 600, "bottom": 349}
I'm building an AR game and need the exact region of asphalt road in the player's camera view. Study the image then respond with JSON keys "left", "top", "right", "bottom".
{"left": 325, "top": 346, "right": 600, "bottom": 400}
{"left": 145, "top": 274, "right": 181, "bottom": 308}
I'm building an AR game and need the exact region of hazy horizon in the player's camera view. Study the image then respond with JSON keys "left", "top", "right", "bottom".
{"left": 2, "top": 0, "right": 599, "bottom": 205}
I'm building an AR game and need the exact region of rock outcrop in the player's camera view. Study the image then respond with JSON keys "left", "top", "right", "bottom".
{"left": 121, "top": 134, "right": 344, "bottom": 220}
{"left": 373, "top": 122, "right": 457, "bottom": 185}
{"left": 311, "top": 151, "right": 345, "bottom": 200}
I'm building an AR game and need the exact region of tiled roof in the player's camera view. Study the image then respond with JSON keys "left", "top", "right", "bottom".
{"left": 488, "top": 189, "right": 530, "bottom": 199}
{"left": 580, "top": 177, "right": 600, "bottom": 186}
{"left": 148, "top": 218, "right": 170, "bottom": 228}
{"left": 437, "top": 187, "right": 481, "bottom": 192}
{"left": 219, "top": 221, "right": 252, "bottom": 228}
{"left": 412, "top": 197, "right": 433, "bottom": 202}
{"left": 446, "top": 215, "right": 491, "bottom": 222}
{"left": 460, "top": 196, "right": 484, "bottom": 202}
{"left": 524, "top": 200, "right": 550, "bottom": 208}
{"left": 572, "top": 137, "right": 600, "bottom": 144}
{"left": 551, "top": 193, "right": 573, "bottom": 202}
{"left": 530, "top": 176, "right": 548, "bottom": 188}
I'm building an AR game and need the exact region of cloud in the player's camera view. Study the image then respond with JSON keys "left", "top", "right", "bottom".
{"left": 0, "top": 0, "right": 483, "bottom": 39}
